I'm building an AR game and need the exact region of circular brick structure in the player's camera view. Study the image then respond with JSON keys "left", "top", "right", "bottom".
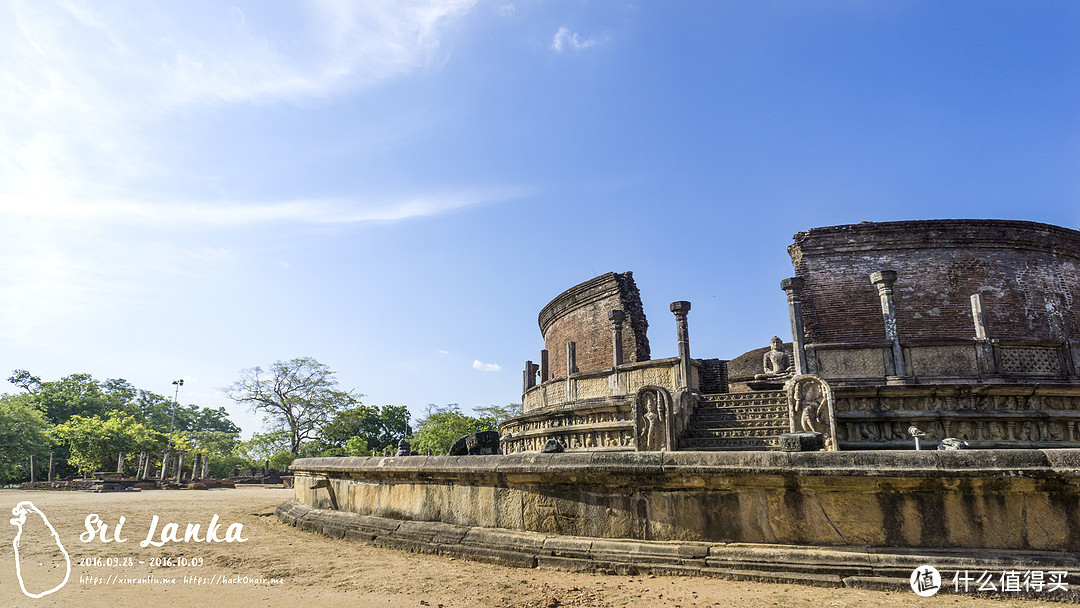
{"left": 789, "top": 219, "right": 1080, "bottom": 344}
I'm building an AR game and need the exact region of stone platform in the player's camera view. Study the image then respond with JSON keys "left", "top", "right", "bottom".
{"left": 288, "top": 450, "right": 1080, "bottom": 550}
{"left": 277, "top": 499, "right": 1080, "bottom": 594}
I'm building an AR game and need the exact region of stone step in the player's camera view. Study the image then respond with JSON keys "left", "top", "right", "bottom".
{"left": 689, "top": 422, "right": 789, "bottom": 433}
{"left": 692, "top": 407, "right": 787, "bottom": 418}
{"left": 680, "top": 437, "right": 780, "bottom": 450}
{"left": 700, "top": 391, "right": 786, "bottom": 402}
{"left": 685, "top": 428, "right": 787, "bottom": 440}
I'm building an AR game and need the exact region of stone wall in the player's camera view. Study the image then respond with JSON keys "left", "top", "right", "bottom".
{"left": 539, "top": 272, "right": 650, "bottom": 378}
{"left": 289, "top": 450, "right": 1080, "bottom": 552}
{"left": 789, "top": 220, "right": 1080, "bottom": 345}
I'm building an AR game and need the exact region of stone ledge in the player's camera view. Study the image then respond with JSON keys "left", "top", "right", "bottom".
{"left": 290, "top": 448, "right": 1080, "bottom": 481}
{"left": 276, "top": 500, "right": 1080, "bottom": 598}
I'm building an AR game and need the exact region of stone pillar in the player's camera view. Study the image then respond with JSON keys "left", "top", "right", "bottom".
{"left": 136, "top": 452, "right": 146, "bottom": 480}
{"left": 263, "top": 459, "right": 270, "bottom": 476}
{"left": 116, "top": 452, "right": 125, "bottom": 475}
{"left": 609, "top": 310, "right": 626, "bottom": 367}
{"left": 780, "top": 277, "right": 809, "bottom": 375}
{"left": 192, "top": 453, "right": 202, "bottom": 480}
{"left": 539, "top": 349, "right": 549, "bottom": 382}
{"left": 159, "top": 450, "right": 169, "bottom": 481}
{"left": 142, "top": 453, "right": 152, "bottom": 480}
{"left": 566, "top": 341, "right": 577, "bottom": 375}
{"left": 670, "top": 301, "right": 692, "bottom": 389}
{"left": 522, "top": 361, "right": 539, "bottom": 392}
{"left": 870, "top": 270, "right": 906, "bottom": 377}
{"left": 971, "top": 294, "right": 988, "bottom": 339}
{"left": 202, "top": 454, "right": 210, "bottom": 479}
{"left": 176, "top": 452, "right": 186, "bottom": 483}
{"left": 48, "top": 452, "right": 55, "bottom": 482}
{"left": 29, "top": 455, "right": 36, "bottom": 483}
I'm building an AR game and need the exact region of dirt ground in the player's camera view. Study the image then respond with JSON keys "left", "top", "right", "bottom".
{"left": 0, "top": 487, "right": 1068, "bottom": 607}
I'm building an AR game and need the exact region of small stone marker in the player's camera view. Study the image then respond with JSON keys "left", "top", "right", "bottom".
{"left": 779, "top": 432, "right": 825, "bottom": 452}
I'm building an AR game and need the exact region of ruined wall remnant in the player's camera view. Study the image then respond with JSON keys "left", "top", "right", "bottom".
{"left": 789, "top": 220, "right": 1080, "bottom": 344}
{"left": 538, "top": 272, "right": 650, "bottom": 378}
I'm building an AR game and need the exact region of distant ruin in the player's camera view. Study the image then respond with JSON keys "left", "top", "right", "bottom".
{"left": 502, "top": 219, "right": 1080, "bottom": 452}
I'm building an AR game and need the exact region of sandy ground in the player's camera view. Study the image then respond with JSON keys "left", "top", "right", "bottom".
{"left": 0, "top": 487, "right": 1068, "bottom": 608}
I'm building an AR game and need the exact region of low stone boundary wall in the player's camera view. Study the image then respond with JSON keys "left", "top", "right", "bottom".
{"left": 277, "top": 500, "right": 1080, "bottom": 595}
{"left": 288, "top": 450, "right": 1080, "bottom": 553}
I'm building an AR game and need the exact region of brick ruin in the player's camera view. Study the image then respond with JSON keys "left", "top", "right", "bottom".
{"left": 501, "top": 219, "right": 1080, "bottom": 452}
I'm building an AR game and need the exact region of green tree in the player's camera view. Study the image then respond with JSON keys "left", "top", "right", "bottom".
{"left": 0, "top": 394, "right": 52, "bottom": 484}
{"left": 474, "top": 403, "right": 523, "bottom": 424}
{"left": 411, "top": 404, "right": 495, "bottom": 455}
{"left": 317, "top": 404, "right": 410, "bottom": 455}
{"left": 224, "top": 357, "right": 359, "bottom": 455}
{"left": 50, "top": 411, "right": 171, "bottom": 475}
{"left": 235, "top": 431, "right": 294, "bottom": 470}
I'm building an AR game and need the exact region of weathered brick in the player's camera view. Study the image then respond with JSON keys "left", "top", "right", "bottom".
{"left": 789, "top": 220, "right": 1080, "bottom": 344}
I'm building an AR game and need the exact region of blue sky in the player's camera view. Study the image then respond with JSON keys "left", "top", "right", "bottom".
{"left": 2, "top": 1, "right": 1078, "bottom": 436}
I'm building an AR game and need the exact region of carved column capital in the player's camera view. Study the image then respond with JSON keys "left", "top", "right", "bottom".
{"left": 780, "top": 276, "right": 805, "bottom": 293}
{"left": 608, "top": 309, "right": 626, "bottom": 329}
{"left": 670, "top": 301, "right": 691, "bottom": 317}
{"left": 870, "top": 270, "right": 898, "bottom": 290}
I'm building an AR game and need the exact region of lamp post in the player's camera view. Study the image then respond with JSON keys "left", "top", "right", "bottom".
{"left": 168, "top": 379, "right": 184, "bottom": 451}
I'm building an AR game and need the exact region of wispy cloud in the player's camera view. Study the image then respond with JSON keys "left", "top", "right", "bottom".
{"left": 0, "top": 0, "right": 479, "bottom": 219}
{"left": 551, "top": 26, "right": 605, "bottom": 52}
{"left": 0, "top": 187, "right": 526, "bottom": 227}
{"left": 472, "top": 360, "right": 501, "bottom": 372}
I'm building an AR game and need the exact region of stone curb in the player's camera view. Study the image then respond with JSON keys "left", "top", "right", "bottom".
{"left": 275, "top": 499, "right": 1080, "bottom": 600}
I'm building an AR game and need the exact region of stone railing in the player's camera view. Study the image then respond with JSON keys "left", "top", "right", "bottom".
{"left": 522, "top": 357, "right": 694, "bottom": 412}
{"left": 804, "top": 338, "right": 1080, "bottom": 384}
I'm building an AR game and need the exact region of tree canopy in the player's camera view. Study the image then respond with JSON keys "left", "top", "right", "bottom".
{"left": 224, "top": 357, "right": 359, "bottom": 455}
{"left": 411, "top": 404, "right": 495, "bottom": 455}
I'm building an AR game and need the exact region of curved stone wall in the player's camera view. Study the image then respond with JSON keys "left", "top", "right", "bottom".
{"left": 288, "top": 450, "right": 1080, "bottom": 552}
{"left": 539, "top": 272, "right": 650, "bottom": 379}
{"left": 789, "top": 220, "right": 1080, "bottom": 344}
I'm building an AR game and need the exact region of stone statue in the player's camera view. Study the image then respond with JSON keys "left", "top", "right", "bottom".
{"left": 634, "top": 387, "right": 671, "bottom": 451}
{"left": 786, "top": 375, "right": 838, "bottom": 451}
{"left": 761, "top": 336, "right": 793, "bottom": 377}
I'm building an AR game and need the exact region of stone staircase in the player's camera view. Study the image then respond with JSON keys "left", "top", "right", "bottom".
{"left": 680, "top": 391, "right": 789, "bottom": 451}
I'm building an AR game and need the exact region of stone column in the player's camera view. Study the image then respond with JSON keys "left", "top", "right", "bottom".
{"left": 539, "top": 349, "right": 549, "bottom": 383}
{"left": 670, "top": 301, "right": 692, "bottom": 389}
{"left": 116, "top": 452, "right": 125, "bottom": 475}
{"left": 192, "top": 453, "right": 202, "bottom": 480}
{"left": 780, "top": 277, "right": 809, "bottom": 375}
{"left": 870, "top": 270, "right": 906, "bottom": 377}
{"left": 159, "top": 450, "right": 169, "bottom": 481}
{"left": 142, "top": 453, "right": 152, "bottom": 480}
{"left": 970, "top": 293, "right": 988, "bottom": 339}
{"left": 202, "top": 454, "right": 210, "bottom": 479}
{"left": 176, "top": 452, "right": 186, "bottom": 483}
{"left": 566, "top": 341, "right": 577, "bottom": 375}
{"left": 29, "top": 455, "right": 36, "bottom": 483}
{"left": 609, "top": 310, "right": 626, "bottom": 366}
{"left": 522, "top": 361, "right": 533, "bottom": 393}
{"left": 48, "top": 452, "right": 55, "bottom": 482}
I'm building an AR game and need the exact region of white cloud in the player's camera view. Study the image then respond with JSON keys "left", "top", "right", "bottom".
{"left": 472, "top": 359, "right": 501, "bottom": 372}
{"left": 0, "top": 186, "right": 526, "bottom": 227}
{"left": 551, "top": 26, "right": 605, "bottom": 52}
{"left": 0, "top": 0, "right": 480, "bottom": 222}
